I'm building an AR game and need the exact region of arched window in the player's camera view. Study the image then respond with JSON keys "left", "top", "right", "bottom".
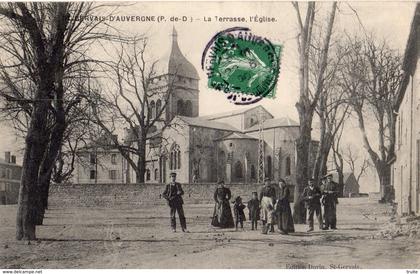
{"left": 266, "top": 156, "right": 272, "bottom": 178}
{"left": 156, "top": 99, "right": 162, "bottom": 117}
{"left": 250, "top": 165, "right": 256, "bottom": 179}
{"left": 177, "top": 99, "right": 184, "bottom": 115}
{"left": 150, "top": 100, "right": 156, "bottom": 119}
{"left": 285, "top": 156, "right": 291, "bottom": 176}
{"left": 154, "top": 168, "right": 158, "bottom": 180}
{"left": 170, "top": 143, "right": 181, "bottom": 170}
{"left": 146, "top": 169, "right": 151, "bottom": 181}
{"left": 234, "top": 161, "right": 243, "bottom": 179}
{"left": 170, "top": 151, "right": 174, "bottom": 170}
{"left": 184, "top": 100, "right": 192, "bottom": 116}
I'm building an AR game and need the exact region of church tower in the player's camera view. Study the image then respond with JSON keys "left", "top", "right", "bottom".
{"left": 149, "top": 27, "right": 200, "bottom": 124}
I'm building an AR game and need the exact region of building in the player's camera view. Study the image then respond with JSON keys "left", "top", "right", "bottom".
{"left": 76, "top": 135, "right": 126, "bottom": 184}
{"left": 332, "top": 172, "right": 360, "bottom": 198}
{"left": 392, "top": 4, "right": 420, "bottom": 216}
{"left": 75, "top": 28, "right": 317, "bottom": 187}
{"left": 0, "top": 152, "right": 22, "bottom": 204}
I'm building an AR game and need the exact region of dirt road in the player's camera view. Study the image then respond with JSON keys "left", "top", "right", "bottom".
{"left": 1, "top": 198, "right": 419, "bottom": 268}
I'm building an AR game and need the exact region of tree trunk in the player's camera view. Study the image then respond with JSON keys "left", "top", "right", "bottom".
{"left": 16, "top": 99, "right": 50, "bottom": 240}
{"left": 377, "top": 161, "right": 393, "bottom": 203}
{"left": 35, "top": 97, "right": 66, "bottom": 225}
{"left": 136, "top": 139, "right": 146, "bottom": 184}
{"left": 293, "top": 120, "right": 311, "bottom": 224}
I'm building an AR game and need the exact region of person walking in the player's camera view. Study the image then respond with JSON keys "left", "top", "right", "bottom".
{"left": 211, "top": 181, "right": 235, "bottom": 228}
{"left": 302, "top": 178, "right": 322, "bottom": 232}
{"left": 162, "top": 172, "right": 188, "bottom": 233}
{"left": 321, "top": 173, "right": 339, "bottom": 230}
{"left": 275, "top": 179, "right": 295, "bottom": 234}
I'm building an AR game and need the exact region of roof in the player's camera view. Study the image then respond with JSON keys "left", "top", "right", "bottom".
{"left": 155, "top": 27, "right": 199, "bottom": 80}
{"left": 200, "top": 105, "right": 273, "bottom": 120}
{"left": 177, "top": 116, "right": 239, "bottom": 132}
{"left": 245, "top": 117, "right": 299, "bottom": 132}
{"left": 331, "top": 172, "right": 358, "bottom": 185}
{"left": 395, "top": 3, "right": 420, "bottom": 110}
{"left": 215, "top": 132, "right": 258, "bottom": 141}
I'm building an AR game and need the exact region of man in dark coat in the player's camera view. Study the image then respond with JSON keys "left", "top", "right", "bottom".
{"left": 275, "top": 179, "right": 295, "bottom": 234}
{"left": 247, "top": 192, "right": 260, "bottom": 230}
{"left": 162, "top": 172, "right": 188, "bottom": 232}
{"left": 302, "top": 178, "right": 322, "bottom": 232}
{"left": 321, "top": 174, "right": 339, "bottom": 230}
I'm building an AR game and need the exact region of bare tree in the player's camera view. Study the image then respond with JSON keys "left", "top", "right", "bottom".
{"left": 340, "top": 35, "right": 402, "bottom": 202}
{"left": 332, "top": 124, "right": 345, "bottom": 187}
{"left": 343, "top": 144, "right": 371, "bottom": 185}
{"left": 312, "top": 36, "right": 350, "bottom": 183}
{"left": 292, "top": 1, "right": 337, "bottom": 223}
{"left": 91, "top": 38, "right": 180, "bottom": 184}
{"left": 0, "top": 3, "right": 115, "bottom": 240}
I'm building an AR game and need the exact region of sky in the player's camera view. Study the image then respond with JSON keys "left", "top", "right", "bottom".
{"left": 0, "top": 1, "right": 416, "bottom": 192}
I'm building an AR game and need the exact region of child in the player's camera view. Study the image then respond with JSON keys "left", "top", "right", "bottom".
{"left": 247, "top": 192, "right": 260, "bottom": 230}
{"left": 233, "top": 196, "right": 246, "bottom": 231}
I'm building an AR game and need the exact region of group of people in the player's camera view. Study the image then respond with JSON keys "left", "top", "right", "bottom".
{"left": 162, "top": 172, "right": 339, "bottom": 234}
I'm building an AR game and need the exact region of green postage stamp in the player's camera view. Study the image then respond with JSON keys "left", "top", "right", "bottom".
{"left": 201, "top": 27, "right": 282, "bottom": 104}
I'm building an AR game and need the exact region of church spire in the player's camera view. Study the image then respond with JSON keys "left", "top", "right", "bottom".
{"left": 171, "top": 26, "right": 178, "bottom": 43}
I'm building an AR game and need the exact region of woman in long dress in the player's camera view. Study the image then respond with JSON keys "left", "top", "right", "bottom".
{"left": 211, "top": 181, "right": 235, "bottom": 228}
{"left": 275, "top": 179, "right": 295, "bottom": 234}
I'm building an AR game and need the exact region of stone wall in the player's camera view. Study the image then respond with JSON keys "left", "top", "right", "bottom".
{"left": 49, "top": 183, "right": 295, "bottom": 208}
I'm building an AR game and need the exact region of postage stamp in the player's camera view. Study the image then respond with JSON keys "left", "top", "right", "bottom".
{"left": 201, "top": 27, "right": 282, "bottom": 105}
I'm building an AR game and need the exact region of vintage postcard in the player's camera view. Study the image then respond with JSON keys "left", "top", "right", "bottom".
{"left": 0, "top": 1, "right": 419, "bottom": 270}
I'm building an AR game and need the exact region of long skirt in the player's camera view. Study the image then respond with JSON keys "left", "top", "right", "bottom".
{"left": 260, "top": 196, "right": 274, "bottom": 224}
{"left": 277, "top": 203, "right": 295, "bottom": 233}
{"left": 211, "top": 199, "right": 235, "bottom": 228}
{"left": 323, "top": 201, "right": 337, "bottom": 228}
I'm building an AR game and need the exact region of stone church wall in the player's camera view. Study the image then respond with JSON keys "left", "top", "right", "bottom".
{"left": 49, "top": 183, "right": 295, "bottom": 208}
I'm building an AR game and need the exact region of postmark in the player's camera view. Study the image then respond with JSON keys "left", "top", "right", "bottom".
{"left": 201, "top": 27, "right": 282, "bottom": 105}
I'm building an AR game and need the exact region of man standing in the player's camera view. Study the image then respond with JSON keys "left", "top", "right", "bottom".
{"left": 321, "top": 174, "right": 339, "bottom": 230}
{"left": 162, "top": 172, "right": 188, "bottom": 232}
{"left": 259, "top": 178, "right": 277, "bottom": 234}
{"left": 302, "top": 178, "right": 322, "bottom": 232}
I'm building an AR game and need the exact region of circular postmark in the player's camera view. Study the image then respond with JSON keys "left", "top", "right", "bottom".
{"left": 201, "top": 27, "right": 282, "bottom": 105}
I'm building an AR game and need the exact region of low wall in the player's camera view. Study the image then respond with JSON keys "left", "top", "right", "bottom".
{"left": 49, "top": 183, "right": 296, "bottom": 208}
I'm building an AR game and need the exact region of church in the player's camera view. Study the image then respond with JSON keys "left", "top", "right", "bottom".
{"left": 75, "top": 29, "right": 314, "bottom": 187}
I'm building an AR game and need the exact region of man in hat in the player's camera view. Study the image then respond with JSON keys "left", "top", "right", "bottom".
{"left": 259, "top": 178, "right": 277, "bottom": 234}
{"left": 321, "top": 173, "right": 339, "bottom": 230}
{"left": 162, "top": 172, "right": 188, "bottom": 232}
{"left": 302, "top": 178, "right": 322, "bottom": 232}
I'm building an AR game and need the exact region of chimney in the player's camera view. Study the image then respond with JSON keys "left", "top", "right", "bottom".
{"left": 11, "top": 155, "right": 16, "bottom": 164}
{"left": 4, "top": 152, "right": 10, "bottom": 163}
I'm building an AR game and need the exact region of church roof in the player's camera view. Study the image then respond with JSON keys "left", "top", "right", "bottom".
{"left": 177, "top": 116, "right": 238, "bottom": 132}
{"left": 331, "top": 172, "right": 358, "bottom": 186}
{"left": 245, "top": 117, "right": 299, "bottom": 132}
{"left": 215, "top": 132, "right": 258, "bottom": 141}
{"left": 200, "top": 105, "right": 273, "bottom": 120}
{"left": 155, "top": 27, "right": 199, "bottom": 80}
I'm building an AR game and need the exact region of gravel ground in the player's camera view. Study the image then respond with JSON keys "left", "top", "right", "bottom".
{"left": 0, "top": 198, "right": 419, "bottom": 269}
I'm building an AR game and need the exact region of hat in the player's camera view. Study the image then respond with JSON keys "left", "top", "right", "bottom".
{"left": 217, "top": 180, "right": 225, "bottom": 185}
{"left": 252, "top": 191, "right": 258, "bottom": 195}
{"left": 308, "top": 178, "right": 315, "bottom": 182}
{"left": 170, "top": 172, "right": 177, "bottom": 177}
{"left": 322, "top": 173, "right": 333, "bottom": 179}
{"left": 264, "top": 177, "right": 271, "bottom": 182}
